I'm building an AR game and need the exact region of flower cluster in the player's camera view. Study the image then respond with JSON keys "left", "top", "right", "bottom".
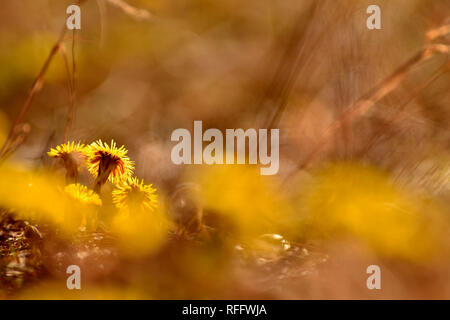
{"left": 47, "top": 140, "right": 159, "bottom": 229}
{"left": 44, "top": 139, "right": 171, "bottom": 256}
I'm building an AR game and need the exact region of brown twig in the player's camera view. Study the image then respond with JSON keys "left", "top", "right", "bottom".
{"left": 96, "top": 0, "right": 108, "bottom": 46}
{"left": 0, "top": 26, "right": 68, "bottom": 160}
{"left": 357, "top": 62, "right": 449, "bottom": 158}
{"left": 0, "top": 0, "right": 88, "bottom": 161}
{"left": 0, "top": 124, "right": 31, "bottom": 161}
{"left": 60, "top": 29, "right": 78, "bottom": 143}
{"left": 426, "top": 24, "right": 450, "bottom": 42}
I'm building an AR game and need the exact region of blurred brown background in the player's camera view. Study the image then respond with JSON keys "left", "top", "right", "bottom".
{"left": 0, "top": 0, "right": 448, "bottom": 190}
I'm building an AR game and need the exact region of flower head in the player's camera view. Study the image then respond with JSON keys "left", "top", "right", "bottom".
{"left": 85, "top": 140, "right": 134, "bottom": 186}
{"left": 112, "top": 177, "right": 158, "bottom": 212}
{"left": 64, "top": 183, "right": 102, "bottom": 206}
{"left": 48, "top": 141, "right": 86, "bottom": 182}
{"left": 48, "top": 141, "right": 86, "bottom": 159}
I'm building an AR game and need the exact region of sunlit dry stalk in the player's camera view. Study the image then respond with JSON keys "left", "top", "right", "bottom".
{"left": 96, "top": 0, "right": 108, "bottom": 46}
{"left": 0, "top": 27, "right": 68, "bottom": 161}
{"left": 0, "top": 124, "right": 31, "bottom": 161}
{"left": 261, "top": 2, "right": 319, "bottom": 129}
{"left": 59, "top": 44, "right": 75, "bottom": 144}
{"left": 263, "top": 2, "right": 358, "bottom": 130}
{"left": 426, "top": 23, "right": 450, "bottom": 42}
{"left": 106, "top": 0, "right": 152, "bottom": 21}
{"left": 60, "top": 29, "right": 78, "bottom": 143}
{"left": 297, "top": 43, "right": 450, "bottom": 171}
{"left": 0, "top": 0, "right": 87, "bottom": 161}
{"left": 0, "top": 0, "right": 144, "bottom": 162}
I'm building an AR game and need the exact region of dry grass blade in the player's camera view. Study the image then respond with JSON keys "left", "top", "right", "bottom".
{"left": 59, "top": 42, "right": 76, "bottom": 144}
{"left": 426, "top": 23, "right": 450, "bottom": 41}
{"left": 0, "top": 0, "right": 87, "bottom": 161}
{"left": 106, "top": 0, "right": 152, "bottom": 21}
{"left": 259, "top": 2, "right": 319, "bottom": 129}
{"left": 0, "top": 27, "right": 68, "bottom": 161}
{"left": 297, "top": 43, "right": 450, "bottom": 171}
{"left": 357, "top": 62, "right": 448, "bottom": 158}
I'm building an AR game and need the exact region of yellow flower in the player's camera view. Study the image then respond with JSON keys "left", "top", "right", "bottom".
{"left": 112, "top": 176, "right": 158, "bottom": 212}
{"left": 48, "top": 141, "right": 86, "bottom": 182}
{"left": 302, "top": 162, "right": 446, "bottom": 262}
{"left": 187, "top": 165, "right": 298, "bottom": 239}
{"left": 111, "top": 178, "right": 168, "bottom": 256}
{"left": 0, "top": 163, "right": 67, "bottom": 224}
{"left": 85, "top": 140, "right": 134, "bottom": 190}
{"left": 48, "top": 141, "right": 86, "bottom": 159}
{"left": 64, "top": 183, "right": 102, "bottom": 206}
{"left": 64, "top": 183, "right": 102, "bottom": 231}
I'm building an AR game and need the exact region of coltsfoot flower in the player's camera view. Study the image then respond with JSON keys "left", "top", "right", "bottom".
{"left": 64, "top": 183, "right": 102, "bottom": 207}
{"left": 112, "top": 176, "right": 158, "bottom": 212}
{"left": 85, "top": 140, "right": 134, "bottom": 192}
{"left": 48, "top": 141, "right": 86, "bottom": 159}
{"left": 48, "top": 141, "right": 86, "bottom": 182}
{"left": 64, "top": 183, "right": 102, "bottom": 231}
{"left": 111, "top": 178, "right": 168, "bottom": 256}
